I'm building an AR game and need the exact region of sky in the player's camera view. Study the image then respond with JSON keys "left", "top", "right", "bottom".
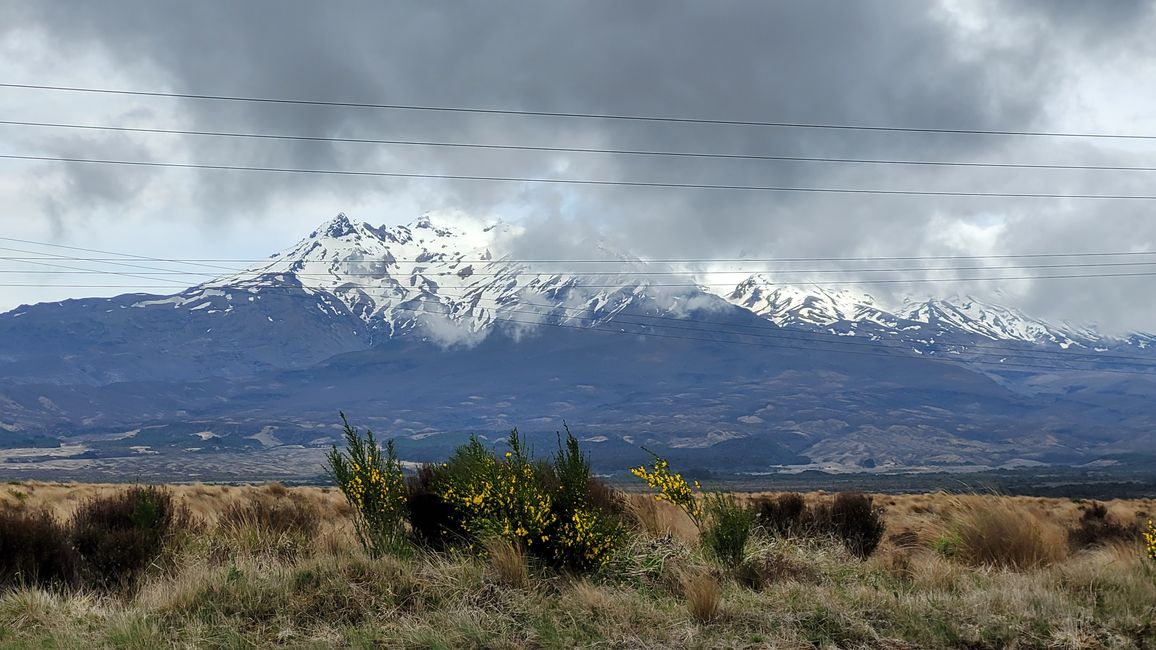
{"left": 1, "top": 1, "right": 1155, "bottom": 333}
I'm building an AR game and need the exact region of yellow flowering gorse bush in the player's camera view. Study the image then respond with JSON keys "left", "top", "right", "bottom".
{"left": 631, "top": 455, "right": 702, "bottom": 527}
{"left": 437, "top": 433, "right": 555, "bottom": 554}
{"left": 432, "top": 428, "right": 624, "bottom": 571}
{"left": 325, "top": 412, "right": 408, "bottom": 557}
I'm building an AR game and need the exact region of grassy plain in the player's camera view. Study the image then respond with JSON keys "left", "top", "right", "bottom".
{"left": 0, "top": 481, "right": 1153, "bottom": 649}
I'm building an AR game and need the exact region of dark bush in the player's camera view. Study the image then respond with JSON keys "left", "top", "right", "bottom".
{"left": 0, "top": 509, "right": 80, "bottom": 590}
{"left": 812, "top": 492, "right": 886, "bottom": 560}
{"left": 406, "top": 464, "right": 469, "bottom": 551}
{"left": 70, "top": 485, "right": 191, "bottom": 590}
{"left": 756, "top": 493, "right": 810, "bottom": 537}
{"left": 1068, "top": 501, "right": 1136, "bottom": 550}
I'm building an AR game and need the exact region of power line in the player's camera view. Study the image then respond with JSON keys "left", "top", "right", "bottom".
{"left": 8, "top": 271, "right": 1156, "bottom": 288}
{"left": 9, "top": 269, "right": 1156, "bottom": 288}
{"left": 0, "top": 238, "right": 238, "bottom": 273}
{"left": 6, "top": 119, "right": 1156, "bottom": 172}
{"left": 0, "top": 255, "right": 187, "bottom": 286}
{"left": 3, "top": 236, "right": 1152, "bottom": 265}
{"left": 4, "top": 82, "right": 1156, "bottom": 141}
{"left": 0, "top": 246, "right": 237, "bottom": 277}
{"left": 5, "top": 251, "right": 1156, "bottom": 264}
{"left": 6, "top": 239, "right": 1156, "bottom": 287}
{"left": 6, "top": 259, "right": 1156, "bottom": 276}
{"left": 7, "top": 153, "right": 1156, "bottom": 200}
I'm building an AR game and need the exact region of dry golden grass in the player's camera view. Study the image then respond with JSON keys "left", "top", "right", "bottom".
{"left": 681, "top": 568, "right": 723, "bottom": 624}
{"left": 484, "top": 537, "right": 529, "bottom": 588}
{"left": 5, "top": 481, "right": 1150, "bottom": 542}
{"left": 0, "top": 482, "right": 1153, "bottom": 648}
{"left": 937, "top": 494, "right": 1069, "bottom": 569}
{"left": 0, "top": 481, "right": 350, "bottom": 525}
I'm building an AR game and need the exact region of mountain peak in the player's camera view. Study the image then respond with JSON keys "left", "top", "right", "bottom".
{"left": 313, "top": 212, "right": 360, "bottom": 239}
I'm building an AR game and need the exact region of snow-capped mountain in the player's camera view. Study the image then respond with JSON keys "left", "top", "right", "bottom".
{"left": 720, "top": 273, "right": 1126, "bottom": 353}
{"left": 165, "top": 213, "right": 691, "bottom": 341}
{"left": 145, "top": 213, "right": 1148, "bottom": 357}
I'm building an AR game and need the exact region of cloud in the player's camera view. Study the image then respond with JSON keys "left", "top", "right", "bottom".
{"left": 2, "top": 1, "right": 1156, "bottom": 332}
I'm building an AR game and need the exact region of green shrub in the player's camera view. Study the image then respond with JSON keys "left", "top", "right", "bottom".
{"left": 325, "top": 412, "right": 409, "bottom": 557}
{"left": 69, "top": 485, "right": 191, "bottom": 591}
{"left": 701, "top": 493, "right": 756, "bottom": 567}
{"left": 932, "top": 532, "right": 963, "bottom": 559}
{"left": 630, "top": 452, "right": 702, "bottom": 527}
{"left": 0, "top": 509, "right": 80, "bottom": 590}
{"left": 812, "top": 493, "right": 885, "bottom": 560}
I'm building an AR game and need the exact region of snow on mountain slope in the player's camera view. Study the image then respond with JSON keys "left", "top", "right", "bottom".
{"left": 152, "top": 214, "right": 695, "bottom": 340}
{"left": 900, "top": 297, "right": 1100, "bottom": 348}
{"left": 726, "top": 275, "right": 898, "bottom": 334}
{"left": 718, "top": 273, "right": 1140, "bottom": 351}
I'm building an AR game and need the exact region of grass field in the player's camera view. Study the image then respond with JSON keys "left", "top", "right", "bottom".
{"left": 1, "top": 481, "right": 1154, "bottom": 649}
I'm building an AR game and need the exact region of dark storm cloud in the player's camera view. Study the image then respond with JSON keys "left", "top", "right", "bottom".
{"left": 4, "top": 1, "right": 1156, "bottom": 331}
{"left": 4, "top": 0, "right": 1051, "bottom": 213}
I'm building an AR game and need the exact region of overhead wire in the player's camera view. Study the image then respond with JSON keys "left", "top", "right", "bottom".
{"left": 6, "top": 119, "right": 1156, "bottom": 172}
{"left": 6, "top": 259, "right": 1156, "bottom": 276}
{"left": 8, "top": 153, "right": 1156, "bottom": 200}
{"left": 7, "top": 271, "right": 1156, "bottom": 287}
{"left": 5, "top": 82, "right": 1156, "bottom": 140}
{"left": 4, "top": 249, "right": 1156, "bottom": 263}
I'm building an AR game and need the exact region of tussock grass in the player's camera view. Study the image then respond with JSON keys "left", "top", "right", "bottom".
{"left": 485, "top": 537, "right": 529, "bottom": 588}
{"left": 0, "top": 484, "right": 1153, "bottom": 648}
{"left": 212, "top": 494, "right": 319, "bottom": 561}
{"left": 681, "top": 569, "right": 723, "bottom": 624}
{"left": 940, "top": 494, "right": 1068, "bottom": 569}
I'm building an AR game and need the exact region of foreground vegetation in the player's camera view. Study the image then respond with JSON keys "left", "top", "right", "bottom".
{"left": 0, "top": 425, "right": 1153, "bottom": 648}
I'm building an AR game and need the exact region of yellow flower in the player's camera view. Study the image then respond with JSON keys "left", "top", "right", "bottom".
{"left": 1144, "top": 519, "right": 1156, "bottom": 562}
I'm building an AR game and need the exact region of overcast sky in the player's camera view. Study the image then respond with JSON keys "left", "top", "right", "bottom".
{"left": 1, "top": 1, "right": 1155, "bottom": 333}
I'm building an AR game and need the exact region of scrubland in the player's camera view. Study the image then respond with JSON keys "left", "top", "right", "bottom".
{"left": 0, "top": 478, "right": 1153, "bottom": 649}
